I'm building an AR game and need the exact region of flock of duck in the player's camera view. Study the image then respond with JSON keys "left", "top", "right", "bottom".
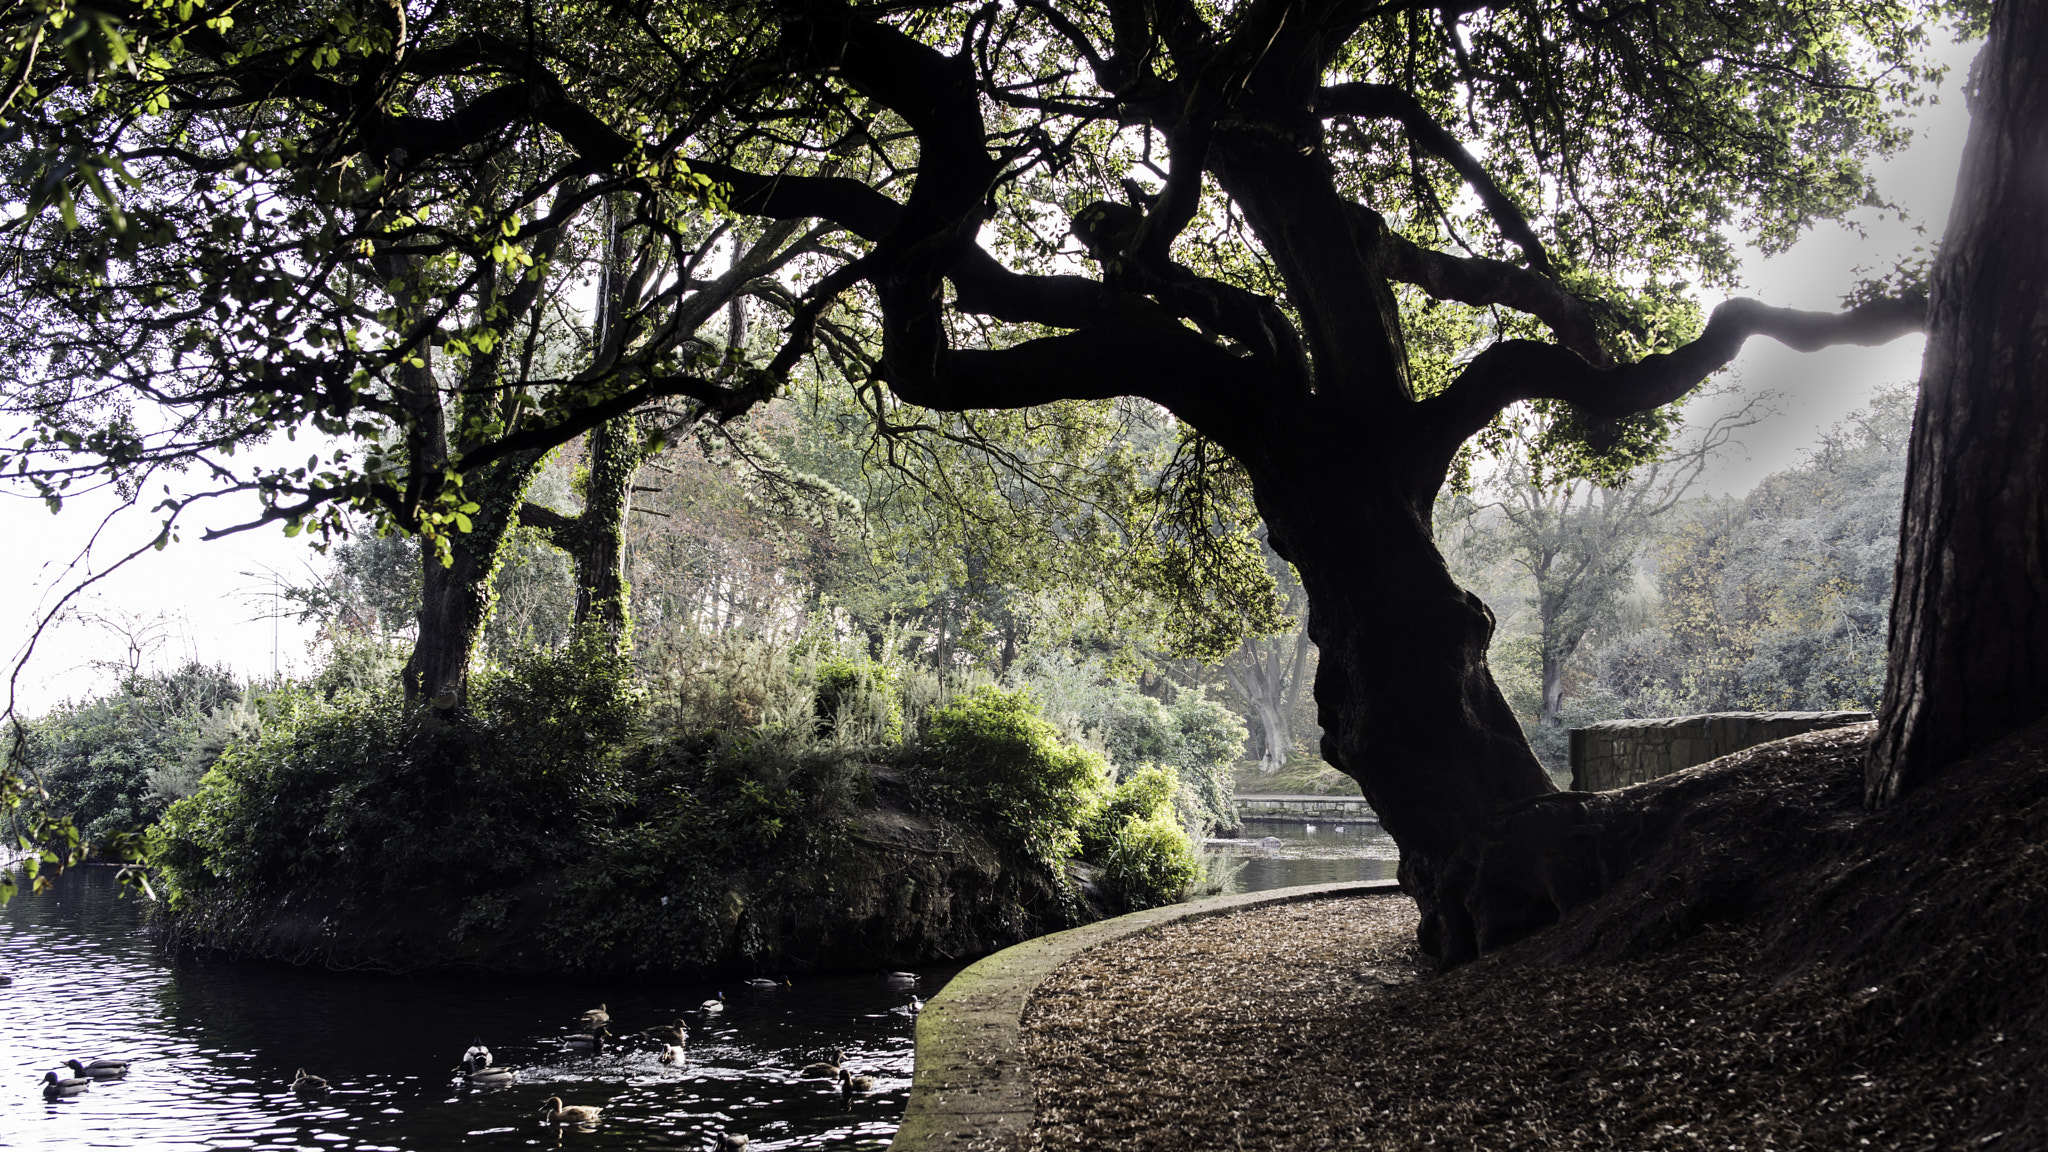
{"left": 39, "top": 971, "right": 927, "bottom": 1148}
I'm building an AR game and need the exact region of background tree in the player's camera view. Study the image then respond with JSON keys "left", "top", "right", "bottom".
{"left": 1869, "top": 0, "right": 2048, "bottom": 805}
{"left": 1441, "top": 394, "right": 1761, "bottom": 732}
{"left": 1602, "top": 390, "right": 1912, "bottom": 718}
{"left": 1201, "top": 538, "right": 1315, "bottom": 777}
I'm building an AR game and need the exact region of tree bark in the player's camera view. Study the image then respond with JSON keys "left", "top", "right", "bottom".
{"left": 404, "top": 452, "right": 547, "bottom": 709}
{"left": 1869, "top": 0, "right": 2048, "bottom": 805}
{"left": 572, "top": 417, "right": 638, "bottom": 645}
{"left": 1245, "top": 410, "right": 1556, "bottom": 961}
{"left": 1539, "top": 646, "right": 1568, "bottom": 729}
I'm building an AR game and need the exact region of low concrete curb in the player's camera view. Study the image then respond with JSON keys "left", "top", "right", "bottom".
{"left": 888, "top": 879, "right": 1407, "bottom": 1151}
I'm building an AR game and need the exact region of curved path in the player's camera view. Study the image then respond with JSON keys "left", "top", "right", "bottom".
{"left": 889, "top": 880, "right": 1402, "bottom": 1151}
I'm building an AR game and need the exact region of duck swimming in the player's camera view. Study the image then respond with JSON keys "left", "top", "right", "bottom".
{"left": 43, "top": 1071, "right": 90, "bottom": 1098}
{"left": 641, "top": 1018, "right": 689, "bottom": 1045}
{"left": 839, "top": 1067, "right": 877, "bottom": 1094}
{"left": 456, "top": 1052, "right": 516, "bottom": 1085}
{"left": 799, "top": 1049, "right": 845, "bottom": 1079}
{"left": 64, "top": 1058, "right": 130, "bottom": 1079}
{"left": 700, "top": 992, "right": 725, "bottom": 1013}
{"left": 539, "top": 1096, "right": 602, "bottom": 1124}
{"left": 291, "top": 1069, "right": 329, "bottom": 1096}
{"left": 658, "top": 1042, "right": 687, "bottom": 1066}
{"left": 574, "top": 1003, "right": 610, "bottom": 1032}
{"left": 717, "top": 1133, "right": 748, "bottom": 1151}
{"left": 563, "top": 1031, "right": 606, "bottom": 1055}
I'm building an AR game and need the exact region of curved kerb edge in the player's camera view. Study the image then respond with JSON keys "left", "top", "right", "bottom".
{"left": 888, "top": 879, "right": 1407, "bottom": 1152}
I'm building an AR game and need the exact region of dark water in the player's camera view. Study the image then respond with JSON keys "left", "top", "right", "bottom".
{"left": 1, "top": 867, "right": 952, "bottom": 1151}
{"left": 1214, "top": 817, "right": 1402, "bottom": 893}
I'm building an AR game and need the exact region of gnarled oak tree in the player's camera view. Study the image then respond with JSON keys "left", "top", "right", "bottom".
{"left": 3, "top": 0, "right": 1948, "bottom": 955}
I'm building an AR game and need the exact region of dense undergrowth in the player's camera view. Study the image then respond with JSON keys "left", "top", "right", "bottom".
{"left": 134, "top": 632, "right": 1233, "bottom": 974}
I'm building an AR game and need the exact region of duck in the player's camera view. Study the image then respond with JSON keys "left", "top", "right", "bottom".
{"left": 716, "top": 1133, "right": 748, "bottom": 1152}
{"left": 291, "top": 1068, "right": 329, "bottom": 1096}
{"left": 456, "top": 1052, "right": 517, "bottom": 1086}
{"left": 641, "top": 1018, "right": 689, "bottom": 1045}
{"left": 539, "top": 1096, "right": 602, "bottom": 1125}
{"left": 884, "top": 971, "right": 918, "bottom": 986}
{"left": 742, "top": 977, "right": 787, "bottom": 988}
{"left": 42, "top": 1071, "right": 91, "bottom": 1098}
{"left": 799, "top": 1049, "right": 845, "bottom": 1079}
{"left": 562, "top": 1031, "right": 605, "bottom": 1055}
{"left": 574, "top": 1003, "right": 611, "bottom": 1032}
{"left": 839, "top": 1067, "right": 877, "bottom": 1094}
{"left": 699, "top": 992, "right": 725, "bottom": 1013}
{"left": 657, "top": 1042, "right": 687, "bottom": 1066}
{"left": 64, "top": 1058, "right": 131, "bottom": 1079}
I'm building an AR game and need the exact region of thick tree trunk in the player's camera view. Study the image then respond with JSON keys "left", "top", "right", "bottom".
{"left": 1249, "top": 413, "right": 1556, "bottom": 961}
{"left": 1254, "top": 694, "right": 1293, "bottom": 776}
{"left": 404, "top": 454, "right": 545, "bottom": 709}
{"left": 1869, "top": 0, "right": 2048, "bottom": 804}
{"left": 1539, "top": 647, "right": 1567, "bottom": 728}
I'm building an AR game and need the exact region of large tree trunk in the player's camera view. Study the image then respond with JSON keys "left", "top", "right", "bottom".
{"left": 1868, "top": 0, "right": 2048, "bottom": 805}
{"left": 404, "top": 453, "right": 547, "bottom": 709}
{"left": 1250, "top": 414, "right": 1556, "bottom": 961}
{"left": 1539, "top": 646, "right": 1567, "bottom": 729}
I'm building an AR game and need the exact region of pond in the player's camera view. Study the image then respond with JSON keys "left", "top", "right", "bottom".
{"left": 0, "top": 866, "right": 952, "bottom": 1151}
{"left": 1212, "top": 817, "right": 1402, "bottom": 893}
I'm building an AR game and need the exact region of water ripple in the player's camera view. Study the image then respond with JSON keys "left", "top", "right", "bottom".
{"left": 2, "top": 867, "right": 947, "bottom": 1150}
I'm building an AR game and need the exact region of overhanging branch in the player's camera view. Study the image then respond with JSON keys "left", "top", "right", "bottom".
{"left": 1416, "top": 294, "right": 1928, "bottom": 456}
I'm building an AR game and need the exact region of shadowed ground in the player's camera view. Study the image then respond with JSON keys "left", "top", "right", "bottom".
{"left": 1022, "top": 722, "right": 2048, "bottom": 1149}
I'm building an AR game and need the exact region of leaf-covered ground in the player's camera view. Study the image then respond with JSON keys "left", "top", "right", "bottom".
{"left": 1023, "top": 722, "right": 2048, "bottom": 1150}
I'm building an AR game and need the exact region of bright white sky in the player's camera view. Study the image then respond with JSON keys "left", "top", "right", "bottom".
{"left": 0, "top": 32, "right": 1980, "bottom": 717}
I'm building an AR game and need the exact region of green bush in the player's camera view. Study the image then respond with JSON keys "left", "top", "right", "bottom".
{"left": 919, "top": 685, "right": 1108, "bottom": 861}
{"left": 1100, "top": 810, "right": 1199, "bottom": 910}
{"left": 1074, "top": 764, "right": 1201, "bottom": 908}
{"left": 28, "top": 662, "right": 248, "bottom": 849}
{"left": 152, "top": 630, "right": 643, "bottom": 910}
{"left": 814, "top": 656, "right": 904, "bottom": 744}
{"left": 1078, "top": 764, "right": 1178, "bottom": 859}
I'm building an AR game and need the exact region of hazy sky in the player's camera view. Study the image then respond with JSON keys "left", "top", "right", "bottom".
{"left": 0, "top": 32, "right": 1981, "bottom": 716}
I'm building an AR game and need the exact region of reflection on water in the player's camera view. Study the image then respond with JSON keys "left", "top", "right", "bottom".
{"left": 1, "top": 867, "right": 951, "bottom": 1150}
{"left": 1211, "top": 817, "right": 1401, "bottom": 893}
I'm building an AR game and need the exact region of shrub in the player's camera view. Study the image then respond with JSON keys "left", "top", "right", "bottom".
{"left": 28, "top": 662, "right": 249, "bottom": 849}
{"left": 152, "top": 629, "right": 644, "bottom": 910}
{"left": 1079, "top": 764, "right": 1178, "bottom": 859}
{"left": 919, "top": 685, "right": 1108, "bottom": 861}
{"left": 814, "top": 656, "right": 904, "bottom": 744}
{"left": 1100, "top": 811, "right": 1199, "bottom": 909}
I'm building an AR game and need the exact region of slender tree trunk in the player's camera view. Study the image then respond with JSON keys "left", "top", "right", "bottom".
{"left": 1869, "top": 0, "right": 2048, "bottom": 804}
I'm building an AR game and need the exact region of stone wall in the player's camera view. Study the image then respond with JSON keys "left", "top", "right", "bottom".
{"left": 1569, "top": 711, "right": 1874, "bottom": 792}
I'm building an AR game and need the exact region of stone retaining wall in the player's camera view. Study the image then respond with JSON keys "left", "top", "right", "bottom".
{"left": 1569, "top": 710, "right": 1873, "bottom": 791}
